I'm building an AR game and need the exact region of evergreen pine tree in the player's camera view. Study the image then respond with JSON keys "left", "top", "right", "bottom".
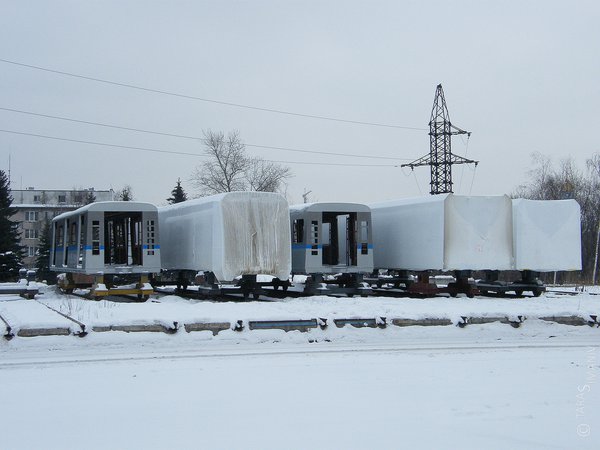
{"left": 85, "top": 190, "right": 96, "bottom": 205}
{"left": 35, "top": 218, "right": 56, "bottom": 284}
{"left": 117, "top": 185, "right": 133, "bottom": 201}
{"left": 167, "top": 178, "right": 188, "bottom": 204}
{"left": 0, "top": 170, "right": 23, "bottom": 281}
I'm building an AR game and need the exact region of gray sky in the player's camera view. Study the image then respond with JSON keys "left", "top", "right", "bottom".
{"left": 1, "top": 0, "right": 599, "bottom": 206}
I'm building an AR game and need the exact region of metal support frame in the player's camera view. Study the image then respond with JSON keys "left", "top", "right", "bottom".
{"left": 402, "top": 84, "right": 477, "bottom": 195}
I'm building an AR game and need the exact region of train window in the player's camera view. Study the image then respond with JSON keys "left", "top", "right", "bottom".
{"left": 69, "top": 220, "right": 77, "bottom": 245}
{"left": 311, "top": 221, "right": 319, "bottom": 255}
{"left": 292, "top": 219, "right": 304, "bottom": 243}
{"left": 146, "top": 220, "right": 155, "bottom": 256}
{"left": 52, "top": 222, "right": 61, "bottom": 266}
{"left": 360, "top": 220, "right": 369, "bottom": 243}
{"left": 322, "top": 222, "right": 331, "bottom": 245}
{"left": 92, "top": 221, "right": 100, "bottom": 255}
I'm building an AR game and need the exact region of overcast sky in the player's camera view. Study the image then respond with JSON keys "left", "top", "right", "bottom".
{"left": 1, "top": 0, "right": 599, "bottom": 206}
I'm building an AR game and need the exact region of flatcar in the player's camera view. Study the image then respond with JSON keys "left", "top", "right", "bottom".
{"left": 477, "top": 198, "right": 582, "bottom": 296}
{"left": 158, "top": 191, "right": 291, "bottom": 297}
{"left": 369, "top": 194, "right": 513, "bottom": 296}
{"left": 50, "top": 201, "right": 161, "bottom": 298}
{"left": 290, "top": 202, "right": 373, "bottom": 295}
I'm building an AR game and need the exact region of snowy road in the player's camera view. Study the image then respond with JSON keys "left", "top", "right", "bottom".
{"left": 1, "top": 285, "right": 599, "bottom": 449}
{"left": 1, "top": 335, "right": 598, "bottom": 450}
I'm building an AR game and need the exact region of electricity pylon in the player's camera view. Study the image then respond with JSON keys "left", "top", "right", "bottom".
{"left": 402, "top": 84, "right": 477, "bottom": 194}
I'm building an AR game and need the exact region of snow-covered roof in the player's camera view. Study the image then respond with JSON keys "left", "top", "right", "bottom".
{"left": 290, "top": 202, "right": 371, "bottom": 213}
{"left": 53, "top": 201, "right": 158, "bottom": 221}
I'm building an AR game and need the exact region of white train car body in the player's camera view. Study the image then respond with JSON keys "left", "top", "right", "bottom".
{"left": 370, "top": 194, "right": 514, "bottom": 271}
{"left": 159, "top": 191, "right": 291, "bottom": 282}
{"left": 50, "top": 201, "right": 161, "bottom": 275}
{"left": 290, "top": 203, "right": 374, "bottom": 275}
{"left": 512, "top": 198, "right": 581, "bottom": 271}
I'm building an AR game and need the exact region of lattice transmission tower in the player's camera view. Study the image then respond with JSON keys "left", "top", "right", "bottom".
{"left": 402, "top": 84, "right": 477, "bottom": 195}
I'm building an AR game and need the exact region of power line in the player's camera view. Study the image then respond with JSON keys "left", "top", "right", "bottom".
{"left": 0, "top": 58, "right": 427, "bottom": 131}
{"left": 0, "top": 128, "right": 395, "bottom": 168}
{"left": 0, "top": 106, "right": 411, "bottom": 161}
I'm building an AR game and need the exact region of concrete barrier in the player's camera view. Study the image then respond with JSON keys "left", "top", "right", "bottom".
{"left": 17, "top": 327, "right": 71, "bottom": 337}
{"left": 540, "top": 316, "right": 592, "bottom": 326}
{"left": 184, "top": 322, "right": 231, "bottom": 335}
{"left": 391, "top": 318, "right": 453, "bottom": 327}
{"left": 93, "top": 322, "right": 178, "bottom": 334}
{"left": 248, "top": 319, "right": 318, "bottom": 332}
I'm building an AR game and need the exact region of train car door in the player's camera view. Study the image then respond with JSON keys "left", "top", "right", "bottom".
{"left": 104, "top": 212, "right": 143, "bottom": 265}
{"left": 322, "top": 212, "right": 358, "bottom": 267}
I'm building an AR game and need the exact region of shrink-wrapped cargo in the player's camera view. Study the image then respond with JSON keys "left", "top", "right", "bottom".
{"left": 159, "top": 191, "right": 291, "bottom": 282}
{"left": 512, "top": 198, "right": 581, "bottom": 271}
{"left": 370, "top": 194, "right": 513, "bottom": 271}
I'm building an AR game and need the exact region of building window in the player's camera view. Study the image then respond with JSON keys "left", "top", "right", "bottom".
{"left": 26, "top": 211, "right": 39, "bottom": 222}
{"left": 58, "top": 194, "right": 67, "bottom": 203}
{"left": 33, "top": 195, "right": 41, "bottom": 203}
{"left": 28, "top": 247, "right": 37, "bottom": 257}
{"left": 25, "top": 229, "right": 39, "bottom": 239}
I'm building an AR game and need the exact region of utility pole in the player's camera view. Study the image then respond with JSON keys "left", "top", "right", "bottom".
{"left": 302, "top": 189, "right": 312, "bottom": 204}
{"left": 402, "top": 84, "right": 478, "bottom": 195}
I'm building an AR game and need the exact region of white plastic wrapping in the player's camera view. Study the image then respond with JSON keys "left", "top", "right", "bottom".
{"left": 159, "top": 191, "right": 291, "bottom": 282}
{"left": 444, "top": 194, "right": 513, "bottom": 270}
{"left": 512, "top": 198, "right": 582, "bottom": 271}
{"left": 370, "top": 194, "right": 514, "bottom": 271}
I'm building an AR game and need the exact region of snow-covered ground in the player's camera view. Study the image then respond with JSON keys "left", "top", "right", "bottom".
{"left": 0, "top": 284, "right": 598, "bottom": 449}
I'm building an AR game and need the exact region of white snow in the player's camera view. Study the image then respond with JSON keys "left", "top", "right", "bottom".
{"left": 0, "top": 283, "right": 598, "bottom": 450}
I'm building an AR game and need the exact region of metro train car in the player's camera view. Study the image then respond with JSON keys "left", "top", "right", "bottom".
{"left": 158, "top": 191, "right": 291, "bottom": 298}
{"left": 290, "top": 202, "right": 373, "bottom": 295}
{"left": 50, "top": 201, "right": 161, "bottom": 298}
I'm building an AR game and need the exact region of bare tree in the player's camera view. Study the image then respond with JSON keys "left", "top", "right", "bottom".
{"left": 192, "top": 130, "right": 291, "bottom": 196}
{"left": 244, "top": 157, "right": 291, "bottom": 193}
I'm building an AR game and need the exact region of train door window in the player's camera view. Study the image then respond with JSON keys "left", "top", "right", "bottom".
{"left": 310, "top": 220, "right": 319, "bottom": 255}
{"left": 360, "top": 220, "right": 369, "bottom": 255}
{"left": 347, "top": 214, "right": 358, "bottom": 266}
{"left": 292, "top": 219, "right": 304, "bottom": 244}
{"left": 146, "top": 220, "right": 156, "bottom": 256}
{"left": 92, "top": 221, "right": 100, "bottom": 255}
{"left": 321, "top": 220, "right": 338, "bottom": 265}
{"left": 78, "top": 215, "right": 86, "bottom": 266}
{"left": 321, "top": 213, "right": 338, "bottom": 266}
